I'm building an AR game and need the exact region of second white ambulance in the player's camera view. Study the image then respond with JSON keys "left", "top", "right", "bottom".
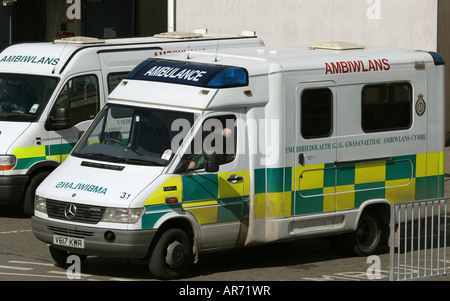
{"left": 0, "top": 31, "right": 263, "bottom": 215}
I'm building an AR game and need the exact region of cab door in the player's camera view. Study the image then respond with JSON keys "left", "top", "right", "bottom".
{"left": 179, "top": 110, "right": 247, "bottom": 249}
{"left": 294, "top": 82, "right": 337, "bottom": 229}
{"left": 46, "top": 72, "right": 102, "bottom": 163}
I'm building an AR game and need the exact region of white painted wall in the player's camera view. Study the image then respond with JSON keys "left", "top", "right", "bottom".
{"left": 175, "top": 0, "right": 438, "bottom": 51}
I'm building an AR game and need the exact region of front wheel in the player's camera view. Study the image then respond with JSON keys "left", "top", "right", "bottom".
{"left": 149, "top": 228, "right": 193, "bottom": 280}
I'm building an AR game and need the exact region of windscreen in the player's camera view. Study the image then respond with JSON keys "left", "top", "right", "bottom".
{"left": 0, "top": 73, "right": 59, "bottom": 122}
{"left": 73, "top": 104, "right": 197, "bottom": 166}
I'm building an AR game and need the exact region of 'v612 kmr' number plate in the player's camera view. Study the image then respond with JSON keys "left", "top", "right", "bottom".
{"left": 53, "top": 234, "right": 85, "bottom": 249}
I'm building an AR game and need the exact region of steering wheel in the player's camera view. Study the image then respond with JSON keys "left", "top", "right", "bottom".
{"left": 103, "top": 138, "right": 126, "bottom": 146}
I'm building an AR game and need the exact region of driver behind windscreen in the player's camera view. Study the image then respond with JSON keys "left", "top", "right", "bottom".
{"left": 187, "top": 126, "right": 234, "bottom": 170}
{"left": 0, "top": 82, "right": 26, "bottom": 113}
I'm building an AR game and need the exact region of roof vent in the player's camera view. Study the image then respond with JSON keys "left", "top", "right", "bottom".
{"left": 240, "top": 30, "right": 257, "bottom": 37}
{"left": 309, "top": 41, "right": 365, "bottom": 50}
{"left": 153, "top": 31, "right": 203, "bottom": 39}
{"left": 54, "top": 36, "right": 105, "bottom": 44}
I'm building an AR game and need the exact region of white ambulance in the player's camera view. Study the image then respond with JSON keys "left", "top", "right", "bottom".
{"left": 32, "top": 42, "right": 445, "bottom": 279}
{"left": 0, "top": 31, "right": 264, "bottom": 216}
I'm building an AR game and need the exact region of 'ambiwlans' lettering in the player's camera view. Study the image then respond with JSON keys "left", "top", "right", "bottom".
{"left": 325, "top": 58, "right": 390, "bottom": 74}
{"left": 55, "top": 181, "right": 107, "bottom": 195}
{"left": 0, "top": 55, "right": 60, "bottom": 66}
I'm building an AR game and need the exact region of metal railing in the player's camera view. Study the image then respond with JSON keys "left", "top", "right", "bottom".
{"left": 389, "top": 197, "right": 450, "bottom": 281}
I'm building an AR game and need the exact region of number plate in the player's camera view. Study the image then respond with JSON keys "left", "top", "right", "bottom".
{"left": 53, "top": 234, "right": 85, "bottom": 249}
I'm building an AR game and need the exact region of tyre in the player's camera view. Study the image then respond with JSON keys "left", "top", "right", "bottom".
{"left": 49, "top": 246, "right": 87, "bottom": 266}
{"left": 23, "top": 171, "right": 50, "bottom": 217}
{"left": 149, "top": 228, "right": 193, "bottom": 280}
{"left": 346, "top": 210, "right": 382, "bottom": 256}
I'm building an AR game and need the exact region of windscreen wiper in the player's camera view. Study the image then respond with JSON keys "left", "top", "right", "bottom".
{"left": 79, "top": 152, "right": 124, "bottom": 163}
{"left": 3, "top": 113, "right": 35, "bottom": 120}
{"left": 122, "top": 157, "right": 168, "bottom": 166}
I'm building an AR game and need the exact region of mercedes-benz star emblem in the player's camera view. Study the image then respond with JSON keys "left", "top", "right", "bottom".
{"left": 64, "top": 204, "right": 77, "bottom": 220}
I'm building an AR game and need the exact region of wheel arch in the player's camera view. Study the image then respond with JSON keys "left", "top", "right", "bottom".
{"left": 353, "top": 199, "right": 391, "bottom": 231}
{"left": 26, "top": 160, "right": 59, "bottom": 177}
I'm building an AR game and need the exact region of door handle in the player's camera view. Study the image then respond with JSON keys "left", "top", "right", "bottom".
{"left": 227, "top": 174, "right": 243, "bottom": 184}
{"left": 299, "top": 153, "right": 305, "bottom": 166}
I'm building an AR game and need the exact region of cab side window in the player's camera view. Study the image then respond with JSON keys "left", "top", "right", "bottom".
{"left": 53, "top": 74, "right": 100, "bottom": 127}
{"left": 107, "top": 72, "right": 129, "bottom": 94}
{"left": 362, "top": 82, "right": 412, "bottom": 132}
{"left": 178, "top": 114, "right": 237, "bottom": 172}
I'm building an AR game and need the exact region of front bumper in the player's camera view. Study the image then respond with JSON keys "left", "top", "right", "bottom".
{"left": 31, "top": 216, "right": 157, "bottom": 259}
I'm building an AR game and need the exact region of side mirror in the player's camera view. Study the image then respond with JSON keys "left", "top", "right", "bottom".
{"left": 47, "top": 107, "right": 70, "bottom": 130}
{"left": 77, "top": 130, "right": 85, "bottom": 141}
{"left": 205, "top": 153, "right": 220, "bottom": 173}
{"left": 175, "top": 161, "right": 188, "bottom": 174}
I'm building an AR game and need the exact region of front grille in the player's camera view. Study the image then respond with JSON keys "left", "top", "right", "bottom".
{"left": 46, "top": 199, "right": 105, "bottom": 224}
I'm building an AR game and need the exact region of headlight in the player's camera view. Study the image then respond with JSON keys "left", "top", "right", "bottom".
{"left": 0, "top": 155, "right": 16, "bottom": 171}
{"left": 101, "top": 207, "right": 145, "bottom": 223}
{"left": 34, "top": 195, "right": 47, "bottom": 213}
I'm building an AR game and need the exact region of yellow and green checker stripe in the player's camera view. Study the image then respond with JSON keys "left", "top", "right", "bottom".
{"left": 12, "top": 143, "right": 75, "bottom": 170}
{"left": 142, "top": 152, "right": 443, "bottom": 227}
{"left": 253, "top": 152, "right": 444, "bottom": 219}
{"left": 142, "top": 171, "right": 250, "bottom": 229}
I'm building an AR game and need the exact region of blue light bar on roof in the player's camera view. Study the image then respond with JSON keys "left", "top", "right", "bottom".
{"left": 127, "top": 59, "right": 249, "bottom": 88}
